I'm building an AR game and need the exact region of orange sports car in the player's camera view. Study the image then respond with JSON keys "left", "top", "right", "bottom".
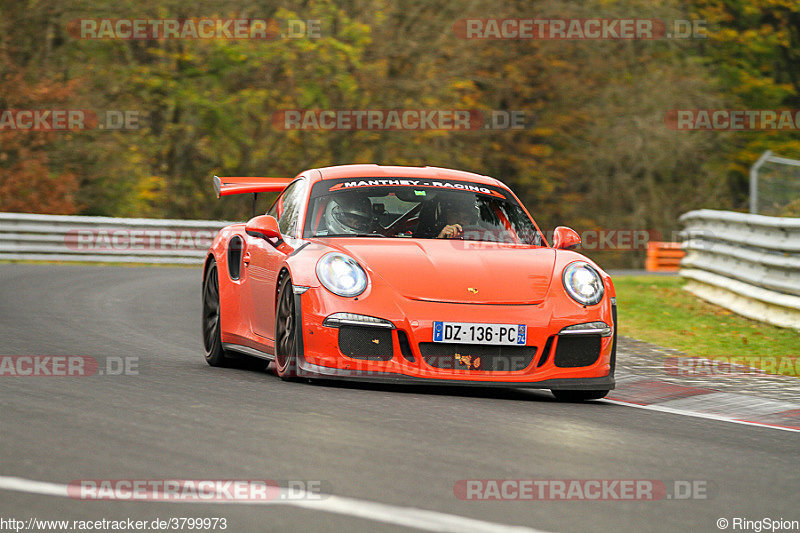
{"left": 202, "top": 164, "right": 616, "bottom": 400}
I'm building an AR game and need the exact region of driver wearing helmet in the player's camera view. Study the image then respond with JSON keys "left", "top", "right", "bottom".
{"left": 436, "top": 193, "right": 479, "bottom": 239}
{"left": 324, "top": 193, "right": 374, "bottom": 235}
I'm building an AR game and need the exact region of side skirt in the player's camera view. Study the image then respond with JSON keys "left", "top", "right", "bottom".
{"left": 222, "top": 342, "right": 275, "bottom": 361}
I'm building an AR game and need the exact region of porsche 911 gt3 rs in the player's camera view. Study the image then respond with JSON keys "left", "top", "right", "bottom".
{"left": 202, "top": 164, "right": 616, "bottom": 401}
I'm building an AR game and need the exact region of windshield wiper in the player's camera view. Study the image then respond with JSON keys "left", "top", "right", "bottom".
{"left": 315, "top": 233, "right": 388, "bottom": 238}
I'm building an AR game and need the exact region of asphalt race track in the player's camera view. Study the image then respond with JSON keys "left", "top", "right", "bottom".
{"left": 0, "top": 264, "right": 797, "bottom": 532}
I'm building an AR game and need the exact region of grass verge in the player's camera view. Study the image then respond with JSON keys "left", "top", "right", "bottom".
{"left": 614, "top": 275, "right": 800, "bottom": 376}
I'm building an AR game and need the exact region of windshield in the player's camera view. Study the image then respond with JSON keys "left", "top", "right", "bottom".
{"left": 303, "top": 179, "right": 543, "bottom": 245}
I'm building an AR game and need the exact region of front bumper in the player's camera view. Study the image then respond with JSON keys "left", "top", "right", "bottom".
{"left": 292, "top": 286, "right": 616, "bottom": 389}
{"left": 295, "top": 356, "right": 615, "bottom": 389}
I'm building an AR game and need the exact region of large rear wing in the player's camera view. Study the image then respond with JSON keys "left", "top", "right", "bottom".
{"left": 214, "top": 175, "right": 293, "bottom": 217}
{"left": 213, "top": 176, "right": 292, "bottom": 198}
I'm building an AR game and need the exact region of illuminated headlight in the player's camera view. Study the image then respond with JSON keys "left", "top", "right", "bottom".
{"left": 316, "top": 252, "right": 368, "bottom": 298}
{"left": 560, "top": 321, "right": 612, "bottom": 337}
{"left": 562, "top": 261, "right": 604, "bottom": 306}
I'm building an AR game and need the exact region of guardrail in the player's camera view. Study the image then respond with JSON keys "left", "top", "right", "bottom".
{"left": 679, "top": 209, "right": 800, "bottom": 330}
{"left": 0, "top": 212, "right": 231, "bottom": 264}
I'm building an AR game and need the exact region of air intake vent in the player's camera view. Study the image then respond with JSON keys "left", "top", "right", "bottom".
{"left": 553, "top": 335, "right": 601, "bottom": 367}
{"left": 227, "top": 236, "right": 243, "bottom": 280}
{"left": 610, "top": 302, "right": 618, "bottom": 373}
{"left": 338, "top": 326, "right": 393, "bottom": 361}
{"left": 537, "top": 335, "right": 555, "bottom": 367}
{"left": 418, "top": 344, "right": 536, "bottom": 372}
{"left": 397, "top": 330, "right": 415, "bottom": 362}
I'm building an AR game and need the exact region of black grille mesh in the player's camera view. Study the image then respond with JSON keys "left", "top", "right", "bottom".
{"left": 338, "top": 326, "right": 394, "bottom": 361}
{"left": 553, "top": 335, "right": 602, "bottom": 367}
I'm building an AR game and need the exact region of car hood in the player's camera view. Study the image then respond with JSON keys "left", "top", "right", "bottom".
{"left": 314, "top": 238, "right": 556, "bottom": 304}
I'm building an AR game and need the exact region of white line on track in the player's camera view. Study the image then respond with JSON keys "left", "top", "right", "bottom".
{"left": 602, "top": 399, "right": 800, "bottom": 433}
{"left": 0, "top": 476, "right": 550, "bottom": 533}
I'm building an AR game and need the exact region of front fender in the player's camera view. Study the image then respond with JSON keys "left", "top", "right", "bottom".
{"left": 281, "top": 241, "right": 329, "bottom": 288}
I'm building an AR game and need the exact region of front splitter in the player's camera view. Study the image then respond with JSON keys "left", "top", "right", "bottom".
{"left": 296, "top": 357, "right": 614, "bottom": 390}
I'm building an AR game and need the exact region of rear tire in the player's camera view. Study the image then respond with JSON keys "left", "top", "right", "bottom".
{"left": 202, "top": 261, "right": 233, "bottom": 367}
{"left": 274, "top": 275, "right": 300, "bottom": 380}
{"left": 551, "top": 389, "right": 610, "bottom": 402}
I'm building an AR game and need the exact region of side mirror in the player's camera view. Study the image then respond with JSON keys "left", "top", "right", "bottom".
{"left": 553, "top": 226, "right": 581, "bottom": 250}
{"left": 246, "top": 215, "right": 281, "bottom": 240}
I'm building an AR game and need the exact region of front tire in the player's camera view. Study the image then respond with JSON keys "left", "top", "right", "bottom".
{"left": 551, "top": 389, "right": 610, "bottom": 402}
{"left": 202, "top": 260, "right": 232, "bottom": 367}
{"left": 274, "top": 275, "right": 300, "bottom": 380}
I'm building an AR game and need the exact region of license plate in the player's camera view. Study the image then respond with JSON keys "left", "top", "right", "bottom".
{"left": 432, "top": 322, "right": 527, "bottom": 346}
